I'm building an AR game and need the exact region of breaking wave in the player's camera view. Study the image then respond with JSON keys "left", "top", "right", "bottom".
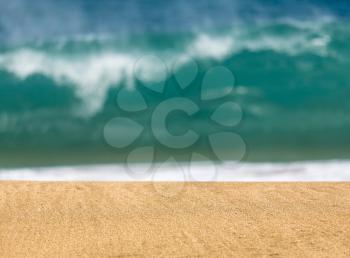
{"left": 0, "top": 19, "right": 337, "bottom": 115}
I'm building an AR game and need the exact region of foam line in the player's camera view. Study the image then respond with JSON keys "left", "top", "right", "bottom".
{"left": 1, "top": 160, "right": 349, "bottom": 181}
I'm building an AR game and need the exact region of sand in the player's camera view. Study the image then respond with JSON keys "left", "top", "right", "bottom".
{"left": 0, "top": 182, "right": 349, "bottom": 257}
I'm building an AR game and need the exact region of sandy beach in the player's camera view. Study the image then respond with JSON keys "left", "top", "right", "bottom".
{"left": 0, "top": 182, "right": 349, "bottom": 257}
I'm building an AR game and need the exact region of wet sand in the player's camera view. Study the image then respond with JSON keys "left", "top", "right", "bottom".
{"left": 0, "top": 182, "right": 349, "bottom": 257}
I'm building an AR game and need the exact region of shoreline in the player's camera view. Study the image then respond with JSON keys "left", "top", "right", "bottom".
{"left": 0, "top": 182, "right": 349, "bottom": 257}
{"left": 1, "top": 160, "right": 350, "bottom": 181}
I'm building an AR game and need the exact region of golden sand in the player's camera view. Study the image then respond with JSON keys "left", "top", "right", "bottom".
{"left": 0, "top": 182, "right": 349, "bottom": 257}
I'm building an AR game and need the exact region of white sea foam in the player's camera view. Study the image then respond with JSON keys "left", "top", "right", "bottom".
{"left": 189, "top": 31, "right": 330, "bottom": 59}
{"left": 0, "top": 49, "right": 138, "bottom": 115}
{"left": 189, "top": 34, "right": 234, "bottom": 60}
{"left": 0, "top": 21, "right": 332, "bottom": 115}
{"left": 0, "top": 160, "right": 349, "bottom": 181}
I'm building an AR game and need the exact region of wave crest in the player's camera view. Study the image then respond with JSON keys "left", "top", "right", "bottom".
{"left": 0, "top": 21, "right": 334, "bottom": 115}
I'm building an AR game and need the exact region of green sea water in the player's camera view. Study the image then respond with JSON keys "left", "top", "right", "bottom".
{"left": 1, "top": 17, "right": 350, "bottom": 167}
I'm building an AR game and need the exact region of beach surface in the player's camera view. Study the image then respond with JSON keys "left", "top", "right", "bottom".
{"left": 0, "top": 182, "right": 349, "bottom": 257}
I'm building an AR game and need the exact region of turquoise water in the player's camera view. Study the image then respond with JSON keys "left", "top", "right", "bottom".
{"left": 1, "top": 1, "right": 350, "bottom": 167}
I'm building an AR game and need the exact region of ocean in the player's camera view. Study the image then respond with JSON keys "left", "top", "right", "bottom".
{"left": 0, "top": 0, "right": 350, "bottom": 180}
